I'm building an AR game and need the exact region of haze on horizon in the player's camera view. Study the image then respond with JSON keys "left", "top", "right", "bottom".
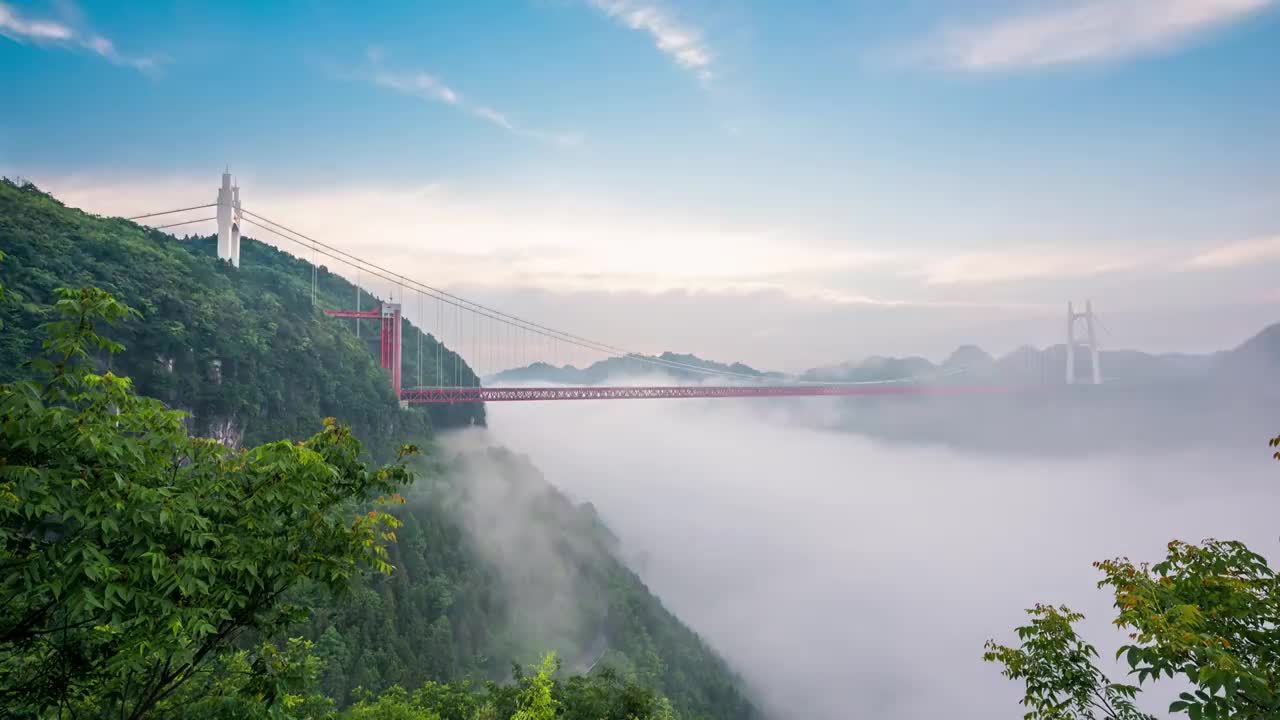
{"left": 2, "top": 0, "right": 1279, "bottom": 370}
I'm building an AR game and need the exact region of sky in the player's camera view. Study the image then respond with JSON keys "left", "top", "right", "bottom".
{"left": 2, "top": 0, "right": 1279, "bottom": 370}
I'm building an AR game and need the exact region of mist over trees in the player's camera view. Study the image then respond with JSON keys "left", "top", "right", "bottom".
{"left": 0, "top": 184, "right": 759, "bottom": 719}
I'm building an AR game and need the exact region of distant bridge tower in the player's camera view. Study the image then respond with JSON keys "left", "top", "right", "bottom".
{"left": 216, "top": 169, "right": 243, "bottom": 267}
{"left": 1066, "top": 300, "right": 1101, "bottom": 385}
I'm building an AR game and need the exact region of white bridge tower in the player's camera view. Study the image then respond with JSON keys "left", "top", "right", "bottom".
{"left": 216, "top": 169, "right": 243, "bottom": 267}
{"left": 1066, "top": 300, "right": 1101, "bottom": 385}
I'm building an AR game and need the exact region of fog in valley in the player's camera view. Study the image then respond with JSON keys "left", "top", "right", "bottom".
{"left": 457, "top": 392, "right": 1280, "bottom": 719}
{"left": 438, "top": 441, "right": 610, "bottom": 667}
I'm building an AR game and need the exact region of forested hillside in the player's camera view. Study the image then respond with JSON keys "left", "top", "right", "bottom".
{"left": 0, "top": 179, "right": 759, "bottom": 719}
{"left": 306, "top": 444, "right": 758, "bottom": 718}
{"left": 0, "top": 179, "right": 481, "bottom": 459}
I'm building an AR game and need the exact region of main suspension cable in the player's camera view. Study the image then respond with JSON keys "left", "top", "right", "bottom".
{"left": 147, "top": 216, "right": 216, "bottom": 230}
{"left": 127, "top": 203, "right": 217, "bottom": 221}
{"left": 238, "top": 208, "right": 765, "bottom": 382}
{"left": 145, "top": 211, "right": 944, "bottom": 387}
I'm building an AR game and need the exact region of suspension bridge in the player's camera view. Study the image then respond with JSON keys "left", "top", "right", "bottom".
{"left": 123, "top": 172, "right": 1099, "bottom": 404}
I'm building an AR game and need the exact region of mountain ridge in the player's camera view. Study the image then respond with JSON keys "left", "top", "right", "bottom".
{"left": 488, "top": 324, "right": 1278, "bottom": 387}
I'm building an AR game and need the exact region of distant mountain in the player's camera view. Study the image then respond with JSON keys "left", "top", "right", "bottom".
{"left": 815, "top": 344, "right": 1235, "bottom": 386}
{"left": 658, "top": 352, "right": 767, "bottom": 378}
{"left": 944, "top": 345, "right": 995, "bottom": 371}
{"left": 990, "top": 344, "right": 1230, "bottom": 385}
{"left": 490, "top": 324, "right": 1280, "bottom": 390}
{"left": 801, "top": 355, "right": 938, "bottom": 383}
{"left": 1211, "top": 321, "right": 1280, "bottom": 398}
{"left": 786, "top": 328, "right": 1279, "bottom": 458}
{"left": 1222, "top": 321, "right": 1280, "bottom": 369}
{"left": 489, "top": 351, "right": 775, "bottom": 384}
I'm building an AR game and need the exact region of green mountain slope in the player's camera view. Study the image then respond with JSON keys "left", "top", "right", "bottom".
{"left": 0, "top": 179, "right": 482, "bottom": 457}
{"left": 0, "top": 179, "right": 760, "bottom": 719}
{"left": 308, "top": 445, "right": 759, "bottom": 719}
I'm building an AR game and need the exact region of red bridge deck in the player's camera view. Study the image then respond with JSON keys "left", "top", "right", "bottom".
{"left": 399, "top": 385, "right": 1006, "bottom": 404}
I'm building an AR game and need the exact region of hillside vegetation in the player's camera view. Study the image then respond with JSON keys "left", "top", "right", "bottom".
{"left": 0, "top": 179, "right": 481, "bottom": 459}
{"left": 305, "top": 444, "right": 757, "bottom": 718}
{"left": 0, "top": 179, "right": 759, "bottom": 719}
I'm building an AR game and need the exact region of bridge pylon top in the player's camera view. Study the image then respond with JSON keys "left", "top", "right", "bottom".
{"left": 216, "top": 170, "right": 243, "bottom": 267}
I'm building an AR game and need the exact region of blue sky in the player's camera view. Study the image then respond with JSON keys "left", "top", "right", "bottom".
{"left": 3, "top": 0, "right": 1279, "bottom": 369}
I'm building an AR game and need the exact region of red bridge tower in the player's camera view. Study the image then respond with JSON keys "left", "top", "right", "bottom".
{"left": 323, "top": 303, "right": 403, "bottom": 396}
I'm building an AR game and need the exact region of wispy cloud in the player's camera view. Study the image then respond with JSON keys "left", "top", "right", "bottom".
{"left": 366, "top": 49, "right": 579, "bottom": 147}
{"left": 925, "top": 0, "right": 1272, "bottom": 71}
{"left": 914, "top": 250, "right": 1147, "bottom": 285}
{"left": 588, "top": 0, "right": 714, "bottom": 81}
{"left": 374, "top": 70, "right": 459, "bottom": 105}
{"left": 473, "top": 106, "right": 514, "bottom": 130}
{"left": 1186, "top": 235, "right": 1280, "bottom": 269}
{"left": 909, "top": 234, "right": 1280, "bottom": 285}
{"left": 0, "top": 1, "right": 160, "bottom": 73}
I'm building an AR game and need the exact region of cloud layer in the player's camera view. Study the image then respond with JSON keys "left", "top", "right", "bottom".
{"left": 930, "top": 0, "right": 1272, "bottom": 70}
{"left": 0, "top": 1, "right": 159, "bottom": 72}
{"left": 1186, "top": 234, "right": 1280, "bottom": 268}
{"left": 915, "top": 250, "right": 1149, "bottom": 286}
{"left": 481, "top": 396, "right": 1280, "bottom": 719}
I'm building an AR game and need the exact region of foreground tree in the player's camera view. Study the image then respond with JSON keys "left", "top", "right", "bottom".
{"left": 986, "top": 438, "right": 1280, "bottom": 719}
{"left": 0, "top": 287, "right": 415, "bottom": 718}
{"left": 510, "top": 654, "right": 558, "bottom": 720}
{"left": 340, "top": 653, "right": 678, "bottom": 720}
{"left": 983, "top": 605, "right": 1150, "bottom": 720}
